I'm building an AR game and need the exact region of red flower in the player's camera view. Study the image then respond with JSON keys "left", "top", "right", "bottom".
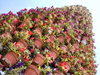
{"left": 78, "top": 48, "right": 81, "bottom": 51}
{"left": 49, "top": 60, "right": 53, "bottom": 64}
{"left": 24, "top": 57, "right": 29, "bottom": 62}
{"left": 0, "top": 54, "right": 2, "bottom": 59}
{"left": 3, "top": 20, "right": 6, "bottom": 24}
{"left": 52, "top": 27, "right": 55, "bottom": 30}
{"left": 72, "top": 46, "right": 75, "bottom": 49}
{"left": 34, "top": 24, "right": 37, "bottom": 27}
{"left": 20, "top": 48, "right": 25, "bottom": 52}
{"left": 30, "top": 49, "right": 34, "bottom": 53}
{"left": 0, "top": 15, "right": 1, "bottom": 17}
{"left": 55, "top": 63, "right": 58, "bottom": 67}
{"left": 9, "top": 16, "right": 13, "bottom": 19}
{"left": 63, "top": 54, "right": 66, "bottom": 58}
{"left": 18, "top": 19, "right": 20, "bottom": 23}
{"left": 64, "top": 66, "right": 67, "bottom": 69}
{"left": 64, "top": 31, "right": 67, "bottom": 34}
{"left": 67, "top": 36, "right": 70, "bottom": 39}
{"left": 50, "top": 44, "right": 53, "bottom": 47}
{"left": 62, "top": 61, "right": 66, "bottom": 65}
{"left": 80, "top": 67, "right": 83, "bottom": 70}
{"left": 47, "top": 54, "right": 51, "bottom": 57}
{"left": 19, "top": 26, "right": 21, "bottom": 30}
{"left": 14, "top": 18, "right": 17, "bottom": 22}
{"left": 43, "top": 22, "right": 47, "bottom": 26}
{"left": 91, "top": 64, "right": 94, "bottom": 67}
{"left": 13, "top": 31, "right": 17, "bottom": 34}
{"left": 28, "top": 31, "right": 33, "bottom": 35}
{"left": 44, "top": 48, "right": 47, "bottom": 50}
{"left": 60, "top": 63, "right": 64, "bottom": 67}
{"left": 30, "top": 37, "right": 34, "bottom": 40}
{"left": 21, "top": 24, "right": 24, "bottom": 27}
{"left": 15, "top": 42, "right": 20, "bottom": 47}
{"left": 70, "top": 56, "right": 74, "bottom": 59}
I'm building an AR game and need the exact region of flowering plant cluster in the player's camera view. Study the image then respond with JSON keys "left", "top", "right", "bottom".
{"left": 0, "top": 5, "right": 98, "bottom": 75}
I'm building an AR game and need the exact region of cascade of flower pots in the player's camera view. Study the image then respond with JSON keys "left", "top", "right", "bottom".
{"left": 0, "top": 5, "right": 98, "bottom": 75}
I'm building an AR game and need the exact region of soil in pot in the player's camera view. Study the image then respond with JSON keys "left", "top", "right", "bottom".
{"left": 24, "top": 65, "right": 41, "bottom": 75}
{"left": 1, "top": 51, "right": 19, "bottom": 68}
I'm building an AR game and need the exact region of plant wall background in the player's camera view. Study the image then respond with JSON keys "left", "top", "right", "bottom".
{"left": 0, "top": 4, "right": 98, "bottom": 75}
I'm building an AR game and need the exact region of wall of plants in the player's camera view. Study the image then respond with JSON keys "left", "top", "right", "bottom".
{"left": 0, "top": 5, "right": 97, "bottom": 75}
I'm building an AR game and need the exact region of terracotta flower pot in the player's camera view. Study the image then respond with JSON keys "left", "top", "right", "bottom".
{"left": 13, "top": 18, "right": 20, "bottom": 26}
{"left": 49, "top": 49, "right": 58, "bottom": 60}
{"left": 47, "top": 35, "right": 56, "bottom": 42}
{"left": 58, "top": 36, "right": 65, "bottom": 43}
{"left": 19, "top": 23, "right": 33, "bottom": 30}
{"left": 74, "top": 41, "right": 79, "bottom": 49}
{"left": 1, "top": 51, "right": 19, "bottom": 68}
{"left": 0, "top": 22, "right": 3, "bottom": 27}
{"left": 66, "top": 36, "right": 71, "bottom": 43}
{"left": 78, "top": 58, "right": 83, "bottom": 64}
{"left": 34, "top": 27, "right": 43, "bottom": 35}
{"left": 63, "top": 62, "right": 71, "bottom": 73}
{"left": 71, "top": 46, "right": 76, "bottom": 54}
{"left": 60, "top": 45, "right": 68, "bottom": 53}
{"left": 0, "top": 32, "right": 12, "bottom": 40}
{"left": 10, "top": 24, "right": 16, "bottom": 32}
{"left": 53, "top": 70, "right": 64, "bottom": 75}
{"left": 81, "top": 36, "right": 89, "bottom": 45}
{"left": 32, "top": 54, "right": 45, "bottom": 67}
{"left": 17, "top": 39, "right": 28, "bottom": 49}
{"left": 34, "top": 38, "right": 44, "bottom": 49}
{"left": 24, "top": 65, "right": 41, "bottom": 75}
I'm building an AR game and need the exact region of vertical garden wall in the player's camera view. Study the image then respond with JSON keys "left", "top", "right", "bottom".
{"left": 0, "top": 5, "right": 97, "bottom": 75}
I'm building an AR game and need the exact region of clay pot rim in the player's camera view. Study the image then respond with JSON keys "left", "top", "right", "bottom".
{"left": 58, "top": 35, "right": 64, "bottom": 38}
{"left": 49, "top": 35, "right": 56, "bottom": 41}
{"left": 35, "top": 38, "right": 44, "bottom": 45}
{"left": 27, "top": 65, "right": 40, "bottom": 75}
{"left": 36, "top": 54, "right": 45, "bottom": 60}
{"left": 35, "top": 27, "right": 43, "bottom": 34}
{"left": 1, "top": 32, "right": 12, "bottom": 39}
{"left": 1, "top": 51, "right": 19, "bottom": 68}
{"left": 11, "top": 24, "right": 16, "bottom": 32}
{"left": 6, "top": 32, "right": 12, "bottom": 39}
{"left": 50, "top": 49, "right": 59, "bottom": 56}
{"left": 53, "top": 70, "right": 64, "bottom": 75}
{"left": 60, "top": 45, "right": 67, "bottom": 49}
{"left": 66, "top": 62, "right": 71, "bottom": 68}
{"left": 18, "top": 39, "right": 28, "bottom": 48}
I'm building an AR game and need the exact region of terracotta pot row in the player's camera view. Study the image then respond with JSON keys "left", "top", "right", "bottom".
{"left": 24, "top": 48, "right": 59, "bottom": 75}
{"left": 1, "top": 39, "right": 28, "bottom": 68}
{"left": 47, "top": 34, "right": 65, "bottom": 43}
